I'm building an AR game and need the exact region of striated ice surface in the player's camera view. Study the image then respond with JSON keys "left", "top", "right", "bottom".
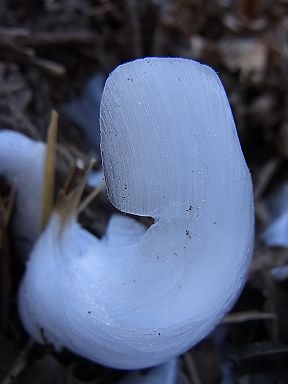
{"left": 19, "top": 58, "right": 254, "bottom": 369}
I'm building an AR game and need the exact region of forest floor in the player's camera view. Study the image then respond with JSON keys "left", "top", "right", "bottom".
{"left": 1, "top": 1, "right": 288, "bottom": 383}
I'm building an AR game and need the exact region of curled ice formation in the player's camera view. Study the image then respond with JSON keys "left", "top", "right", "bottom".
{"left": 18, "top": 58, "right": 254, "bottom": 369}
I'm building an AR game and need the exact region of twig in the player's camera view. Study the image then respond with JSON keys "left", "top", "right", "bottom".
{"left": 31, "top": 57, "right": 66, "bottom": 77}
{"left": 223, "top": 311, "right": 276, "bottom": 324}
{"left": 56, "top": 160, "right": 95, "bottom": 225}
{"left": 77, "top": 180, "right": 106, "bottom": 214}
{"left": 124, "top": 0, "right": 142, "bottom": 57}
{"left": 254, "top": 158, "right": 281, "bottom": 200}
{"left": 183, "top": 352, "right": 202, "bottom": 384}
{"left": 0, "top": 29, "right": 99, "bottom": 46}
{"left": 84, "top": 2, "right": 119, "bottom": 17}
{"left": 0, "top": 27, "right": 29, "bottom": 38}
{"left": 0, "top": 80, "right": 25, "bottom": 96}
{"left": 0, "top": 40, "right": 66, "bottom": 77}
{"left": 2, "top": 340, "right": 34, "bottom": 384}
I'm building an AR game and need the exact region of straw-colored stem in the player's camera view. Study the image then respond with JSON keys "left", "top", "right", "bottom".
{"left": 77, "top": 180, "right": 106, "bottom": 215}
{"left": 41, "top": 110, "right": 58, "bottom": 230}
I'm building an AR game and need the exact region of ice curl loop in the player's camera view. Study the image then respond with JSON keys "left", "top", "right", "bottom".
{"left": 18, "top": 58, "right": 254, "bottom": 370}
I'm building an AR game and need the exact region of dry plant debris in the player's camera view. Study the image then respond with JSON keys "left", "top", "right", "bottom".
{"left": 1, "top": 0, "right": 288, "bottom": 383}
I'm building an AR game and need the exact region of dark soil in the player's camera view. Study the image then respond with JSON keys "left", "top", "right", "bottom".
{"left": 1, "top": 1, "right": 288, "bottom": 383}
